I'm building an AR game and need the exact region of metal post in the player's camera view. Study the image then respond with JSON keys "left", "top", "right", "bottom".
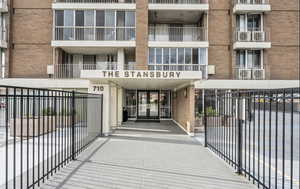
{"left": 71, "top": 91, "right": 76, "bottom": 160}
{"left": 203, "top": 90, "right": 208, "bottom": 147}
{"left": 237, "top": 91, "right": 243, "bottom": 175}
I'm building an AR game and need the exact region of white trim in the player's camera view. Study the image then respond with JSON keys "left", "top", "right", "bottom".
{"left": 149, "top": 41, "right": 209, "bottom": 48}
{"left": 233, "top": 4, "right": 271, "bottom": 14}
{"left": 51, "top": 40, "right": 136, "bottom": 48}
{"left": 233, "top": 42, "right": 271, "bottom": 49}
{"left": 172, "top": 119, "right": 194, "bottom": 136}
{"left": 52, "top": 3, "right": 136, "bottom": 10}
{"left": 148, "top": 4, "right": 209, "bottom": 11}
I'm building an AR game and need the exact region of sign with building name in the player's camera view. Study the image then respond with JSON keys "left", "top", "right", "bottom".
{"left": 81, "top": 70, "right": 202, "bottom": 80}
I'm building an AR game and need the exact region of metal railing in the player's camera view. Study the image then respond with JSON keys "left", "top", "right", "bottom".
{"left": 234, "top": 0, "right": 270, "bottom": 5}
{"left": 149, "top": 27, "right": 207, "bottom": 42}
{"left": 149, "top": 0, "right": 208, "bottom": 4}
{"left": 234, "top": 28, "right": 270, "bottom": 42}
{"left": 53, "top": 63, "right": 118, "bottom": 78}
{"left": 54, "top": 0, "right": 135, "bottom": 3}
{"left": 0, "top": 86, "right": 103, "bottom": 189}
{"left": 203, "top": 88, "right": 300, "bottom": 189}
{"left": 234, "top": 68, "right": 265, "bottom": 80}
{"left": 54, "top": 27, "right": 135, "bottom": 41}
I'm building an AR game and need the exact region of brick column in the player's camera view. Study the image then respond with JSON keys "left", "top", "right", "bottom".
{"left": 135, "top": 0, "right": 148, "bottom": 70}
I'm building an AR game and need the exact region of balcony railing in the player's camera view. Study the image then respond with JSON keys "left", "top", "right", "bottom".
{"left": 54, "top": 27, "right": 135, "bottom": 41}
{"left": 149, "top": 27, "right": 207, "bottom": 42}
{"left": 149, "top": 0, "right": 208, "bottom": 4}
{"left": 52, "top": 63, "right": 118, "bottom": 78}
{"left": 234, "top": 0, "right": 269, "bottom": 5}
{"left": 54, "top": 0, "right": 135, "bottom": 3}
{"left": 234, "top": 28, "right": 270, "bottom": 42}
{"left": 234, "top": 67, "right": 265, "bottom": 80}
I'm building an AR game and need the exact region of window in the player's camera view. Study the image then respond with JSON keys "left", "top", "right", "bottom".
{"left": 64, "top": 10, "right": 74, "bottom": 27}
{"left": 75, "top": 11, "right": 84, "bottom": 26}
{"left": 163, "top": 48, "right": 170, "bottom": 64}
{"left": 236, "top": 50, "right": 262, "bottom": 68}
{"left": 185, "top": 48, "right": 192, "bottom": 64}
{"left": 199, "top": 48, "right": 207, "bottom": 65}
{"left": 170, "top": 48, "right": 177, "bottom": 64}
{"left": 55, "top": 10, "right": 64, "bottom": 26}
{"left": 178, "top": 48, "right": 184, "bottom": 64}
{"left": 156, "top": 48, "right": 162, "bottom": 65}
{"left": 149, "top": 48, "right": 155, "bottom": 65}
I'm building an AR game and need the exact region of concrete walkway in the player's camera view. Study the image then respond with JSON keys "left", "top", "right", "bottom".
{"left": 39, "top": 121, "right": 256, "bottom": 189}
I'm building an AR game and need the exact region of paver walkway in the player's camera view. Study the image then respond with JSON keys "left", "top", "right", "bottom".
{"left": 39, "top": 121, "right": 256, "bottom": 189}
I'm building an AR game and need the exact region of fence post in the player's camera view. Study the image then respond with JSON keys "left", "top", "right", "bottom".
{"left": 237, "top": 91, "right": 243, "bottom": 174}
{"left": 203, "top": 90, "right": 208, "bottom": 147}
{"left": 71, "top": 91, "right": 76, "bottom": 160}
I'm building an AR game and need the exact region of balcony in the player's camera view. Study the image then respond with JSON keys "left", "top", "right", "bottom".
{"left": 234, "top": 67, "right": 265, "bottom": 80}
{"left": 52, "top": 0, "right": 136, "bottom": 10}
{"left": 148, "top": 27, "right": 208, "bottom": 47}
{"left": 52, "top": 27, "right": 136, "bottom": 48}
{"left": 0, "top": 0, "right": 7, "bottom": 12}
{"left": 233, "top": 29, "right": 271, "bottom": 49}
{"left": 149, "top": 0, "right": 209, "bottom": 11}
{"left": 233, "top": 0, "right": 271, "bottom": 13}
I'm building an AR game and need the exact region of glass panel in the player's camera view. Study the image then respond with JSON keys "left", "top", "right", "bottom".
{"left": 248, "top": 14, "right": 261, "bottom": 31}
{"left": 125, "top": 90, "right": 137, "bottom": 118}
{"left": 149, "top": 48, "right": 155, "bottom": 65}
{"left": 149, "top": 92, "right": 159, "bottom": 117}
{"left": 163, "top": 48, "right": 170, "bottom": 64}
{"left": 105, "top": 10, "right": 115, "bottom": 27}
{"left": 160, "top": 90, "right": 171, "bottom": 118}
{"left": 156, "top": 48, "right": 162, "bottom": 64}
{"left": 55, "top": 10, "right": 64, "bottom": 26}
{"left": 192, "top": 48, "right": 199, "bottom": 64}
{"left": 117, "top": 11, "right": 125, "bottom": 27}
{"left": 199, "top": 48, "right": 207, "bottom": 65}
{"left": 96, "top": 10, "right": 105, "bottom": 26}
{"left": 138, "top": 92, "right": 147, "bottom": 117}
{"left": 170, "top": 48, "right": 177, "bottom": 64}
{"left": 252, "top": 50, "right": 261, "bottom": 68}
{"left": 75, "top": 10, "right": 84, "bottom": 26}
{"left": 178, "top": 48, "right": 184, "bottom": 64}
{"left": 185, "top": 48, "right": 192, "bottom": 64}
{"left": 125, "top": 11, "right": 135, "bottom": 27}
{"left": 237, "top": 50, "right": 246, "bottom": 68}
{"left": 247, "top": 50, "right": 253, "bottom": 68}
{"left": 64, "top": 10, "right": 74, "bottom": 27}
{"left": 84, "top": 10, "right": 94, "bottom": 27}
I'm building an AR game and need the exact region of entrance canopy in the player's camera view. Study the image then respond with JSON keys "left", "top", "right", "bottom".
{"left": 81, "top": 70, "right": 203, "bottom": 90}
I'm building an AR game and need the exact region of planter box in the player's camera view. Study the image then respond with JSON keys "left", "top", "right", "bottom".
{"left": 10, "top": 116, "right": 72, "bottom": 137}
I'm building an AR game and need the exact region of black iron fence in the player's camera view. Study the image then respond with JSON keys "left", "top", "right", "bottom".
{"left": 0, "top": 85, "right": 103, "bottom": 189}
{"left": 203, "top": 88, "right": 300, "bottom": 189}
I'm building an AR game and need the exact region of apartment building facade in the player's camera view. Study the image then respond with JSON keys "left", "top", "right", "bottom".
{"left": 1, "top": 0, "right": 299, "bottom": 135}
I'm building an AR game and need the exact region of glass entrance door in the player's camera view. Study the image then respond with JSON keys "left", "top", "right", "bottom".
{"left": 137, "top": 91, "right": 159, "bottom": 119}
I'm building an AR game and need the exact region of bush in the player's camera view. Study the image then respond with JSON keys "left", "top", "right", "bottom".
{"left": 196, "top": 106, "right": 218, "bottom": 118}
{"left": 42, "top": 107, "right": 56, "bottom": 116}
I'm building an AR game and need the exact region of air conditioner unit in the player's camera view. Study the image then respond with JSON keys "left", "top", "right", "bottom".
{"left": 237, "top": 31, "right": 251, "bottom": 41}
{"left": 238, "top": 69, "right": 251, "bottom": 80}
{"left": 252, "top": 69, "right": 265, "bottom": 80}
{"left": 252, "top": 31, "right": 265, "bottom": 41}
{"left": 47, "top": 65, "right": 54, "bottom": 75}
{"left": 207, "top": 65, "right": 216, "bottom": 75}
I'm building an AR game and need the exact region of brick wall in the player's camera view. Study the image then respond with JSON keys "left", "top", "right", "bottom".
{"left": 136, "top": 0, "right": 148, "bottom": 70}
{"left": 9, "top": 0, "right": 52, "bottom": 78}
{"left": 172, "top": 86, "right": 195, "bottom": 134}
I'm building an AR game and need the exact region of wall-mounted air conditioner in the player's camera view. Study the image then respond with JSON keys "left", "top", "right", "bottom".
{"left": 252, "top": 69, "right": 265, "bottom": 80}
{"left": 237, "top": 31, "right": 251, "bottom": 41}
{"left": 47, "top": 65, "right": 54, "bottom": 75}
{"left": 238, "top": 69, "right": 251, "bottom": 80}
{"left": 252, "top": 31, "right": 265, "bottom": 41}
